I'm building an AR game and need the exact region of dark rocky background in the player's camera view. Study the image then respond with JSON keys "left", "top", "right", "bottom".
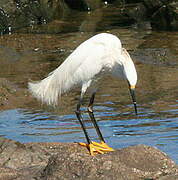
{"left": 0, "top": 0, "right": 178, "bottom": 34}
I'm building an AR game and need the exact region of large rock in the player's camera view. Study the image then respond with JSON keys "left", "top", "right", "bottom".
{"left": 38, "top": 144, "right": 178, "bottom": 180}
{"left": 0, "top": 137, "right": 50, "bottom": 180}
{"left": 0, "top": 137, "right": 178, "bottom": 180}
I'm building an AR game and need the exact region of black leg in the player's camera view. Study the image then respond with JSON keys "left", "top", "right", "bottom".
{"left": 88, "top": 93, "right": 105, "bottom": 143}
{"left": 75, "top": 97, "right": 91, "bottom": 144}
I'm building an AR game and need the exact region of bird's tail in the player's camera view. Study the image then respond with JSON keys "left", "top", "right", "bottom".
{"left": 28, "top": 72, "right": 62, "bottom": 106}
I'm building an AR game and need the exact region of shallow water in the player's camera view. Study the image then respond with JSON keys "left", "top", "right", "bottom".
{"left": 0, "top": 5, "right": 178, "bottom": 163}
{"left": 0, "top": 97, "right": 177, "bottom": 163}
{"left": 0, "top": 63, "right": 178, "bottom": 163}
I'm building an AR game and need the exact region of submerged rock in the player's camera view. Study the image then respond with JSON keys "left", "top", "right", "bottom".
{"left": 0, "top": 137, "right": 177, "bottom": 180}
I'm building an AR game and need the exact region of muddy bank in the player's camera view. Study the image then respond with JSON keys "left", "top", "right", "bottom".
{"left": 0, "top": 137, "right": 177, "bottom": 180}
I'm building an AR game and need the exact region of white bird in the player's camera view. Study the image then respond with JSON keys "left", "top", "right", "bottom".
{"left": 28, "top": 33, "right": 137, "bottom": 155}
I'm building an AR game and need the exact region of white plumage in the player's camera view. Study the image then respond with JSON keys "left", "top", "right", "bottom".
{"left": 28, "top": 33, "right": 138, "bottom": 154}
{"left": 28, "top": 33, "right": 137, "bottom": 106}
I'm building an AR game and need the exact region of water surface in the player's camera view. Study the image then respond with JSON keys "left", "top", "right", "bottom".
{"left": 0, "top": 63, "right": 178, "bottom": 163}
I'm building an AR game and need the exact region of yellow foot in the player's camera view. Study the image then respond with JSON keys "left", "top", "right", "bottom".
{"left": 79, "top": 141, "right": 114, "bottom": 156}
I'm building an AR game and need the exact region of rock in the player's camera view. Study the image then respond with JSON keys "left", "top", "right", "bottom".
{"left": 64, "top": 0, "right": 89, "bottom": 11}
{"left": 38, "top": 144, "right": 178, "bottom": 180}
{"left": 95, "top": 2, "right": 148, "bottom": 32}
{"left": 0, "top": 0, "right": 69, "bottom": 34}
{"left": 132, "top": 48, "right": 178, "bottom": 66}
{"left": 142, "top": 0, "right": 178, "bottom": 30}
{"left": 0, "top": 137, "right": 56, "bottom": 180}
{"left": 143, "top": 0, "right": 164, "bottom": 13}
{"left": 0, "top": 137, "right": 178, "bottom": 179}
{"left": 85, "top": 0, "right": 103, "bottom": 10}
{"left": 0, "top": 0, "right": 103, "bottom": 34}
{"left": 119, "top": 3, "right": 147, "bottom": 24}
{"left": 0, "top": 137, "right": 50, "bottom": 169}
{"left": 167, "top": 2, "right": 178, "bottom": 30}
{"left": 150, "top": 3, "right": 178, "bottom": 30}
{"left": 64, "top": 0, "right": 103, "bottom": 11}
{"left": 0, "top": 9, "right": 9, "bottom": 33}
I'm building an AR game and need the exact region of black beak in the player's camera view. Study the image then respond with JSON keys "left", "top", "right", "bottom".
{"left": 129, "top": 86, "right": 138, "bottom": 115}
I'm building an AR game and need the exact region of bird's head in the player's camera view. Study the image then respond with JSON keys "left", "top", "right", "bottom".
{"left": 128, "top": 84, "right": 137, "bottom": 115}
{"left": 121, "top": 48, "right": 138, "bottom": 115}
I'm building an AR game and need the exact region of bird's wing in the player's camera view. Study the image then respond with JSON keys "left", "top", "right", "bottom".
{"left": 71, "top": 41, "right": 108, "bottom": 85}
{"left": 29, "top": 33, "right": 121, "bottom": 106}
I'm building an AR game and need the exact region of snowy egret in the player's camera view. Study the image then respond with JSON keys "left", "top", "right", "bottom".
{"left": 28, "top": 33, "right": 137, "bottom": 155}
